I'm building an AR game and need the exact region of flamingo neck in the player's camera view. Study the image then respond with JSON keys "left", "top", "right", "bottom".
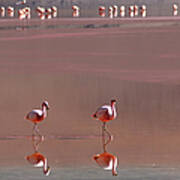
{"left": 42, "top": 105, "right": 47, "bottom": 118}
{"left": 110, "top": 103, "right": 116, "bottom": 119}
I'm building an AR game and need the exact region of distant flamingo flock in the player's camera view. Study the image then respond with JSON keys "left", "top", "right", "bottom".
{"left": 0, "top": 3, "right": 179, "bottom": 20}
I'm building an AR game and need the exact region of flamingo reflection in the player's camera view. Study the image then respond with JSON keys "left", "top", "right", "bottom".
{"left": 26, "top": 137, "right": 51, "bottom": 176}
{"left": 93, "top": 152, "right": 118, "bottom": 176}
{"left": 93, "top": 129, "right": 118, "bottom": 176}
{"left": 93, "top": 104, "right": 118, "bottom": 176}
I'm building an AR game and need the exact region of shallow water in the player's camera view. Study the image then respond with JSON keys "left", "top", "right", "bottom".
{"left": 0, "top": 17, "right": 180, "bottom": 178}
{"left": 1, "top": 166, "right": 180, "bottom": 180}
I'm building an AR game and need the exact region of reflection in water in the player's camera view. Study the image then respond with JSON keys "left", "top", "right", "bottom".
{"left": 72, "top": 5, "right": 80, "bottom": 17}
{"left": 26, "top": 137, "right": 51, "bottom": 176}
{"left": 93, "top": 100, "right": 118, "bottom": 176}
{"left": 94, "top": 152, "right": 118, "bottom": 176}
{"left": 93, "top": 126, "right": 118, "bottom": 176}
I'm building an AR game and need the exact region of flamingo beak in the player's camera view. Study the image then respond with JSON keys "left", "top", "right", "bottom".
{"left": 46, "top": 105, "right": 50, "bottom": 110}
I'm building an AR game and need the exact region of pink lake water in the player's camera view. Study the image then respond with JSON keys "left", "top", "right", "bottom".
{"left": 0, "top": 17, "right": 180, "bottom": 179}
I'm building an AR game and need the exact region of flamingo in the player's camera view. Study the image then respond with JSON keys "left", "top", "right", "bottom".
{"left": 99, "top": 6, "right": 106, "bottom": 17}
{"left": 51, "top": 6, "right": 57, "bottom": 18}
{"left": 129, "top": 5, "right": 134, "bottom": 17}
{"left": 7, "top": 6, "right": 14, "bottom": 17}
{"left": 72, "top": 5, "right": 80, "bottom": 17}
{"left": 173, "top": 3, "right": 178, "bottom": 11}
{"left": 134, "top": 5, "right": 138, "bottom": 16}
{"left": 173, "top": 4, "right": 178, "bottom": 16}
{"left": 0, "top": 7, "right": 5, "bottom": 17}
{"left": 140, "top": 5, "right": 147, "bottom": 17}
{"left": 16, "top": 0, "right": 26, "bottom": 5}
{"left": 108, "top": 6, "right": 113, "bottom": 18}
{"left": 120, "top": 5, "right": 125, "bottom": 17}
{"left": 26, "top": 152, "right": 51, "bottom": 176}
{"left": 92, "top": 99, "right": 117, "bottom": 139}
{"left": 93, "top": 152, "right": 118, "bottom": 176}
{"left": 18, "top": 9, "right": 26, "bottom": 20}
{"left": 18, "top": 7, "right": 31, "bottom": 20}
{"left": 26, "top": 101, "right": 50, "bottom": 138}
{"left": 36, "top": 6, "right": 45, "bottom": 16}
{"left": 112, "top": 5, "right": 118, "bottom": 17}
{"left": 45, "top": 8, "right": 52, "bottom": 19}
{"left": 24, "top": 7, "right": 31, "bottom": 19}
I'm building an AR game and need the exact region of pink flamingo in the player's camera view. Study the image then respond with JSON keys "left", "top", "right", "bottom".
{"left": 92, "top": 99, "right": 117, "bottom": 138}
{"left": 26, "top": 101, "right": 50, "bottom": 137}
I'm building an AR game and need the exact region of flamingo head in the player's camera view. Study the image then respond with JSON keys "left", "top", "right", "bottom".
{"left": 111, "top": 99, "right": 116, "bottom": 105}
{"left": 42, "top": 101, "right": 50, "bottom": 110}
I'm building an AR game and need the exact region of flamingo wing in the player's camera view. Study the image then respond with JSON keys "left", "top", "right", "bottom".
{"left": 26, "top": 109, "right": 43, "bottom": 120}
{"left": 95, "top": 105, "right": 112, "bottom": 118}
{"left": 95, "top": 108, "right": 108, "bottom": 118}
{"left": 101, "top": 105, "right": 113, "bottom": 115}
